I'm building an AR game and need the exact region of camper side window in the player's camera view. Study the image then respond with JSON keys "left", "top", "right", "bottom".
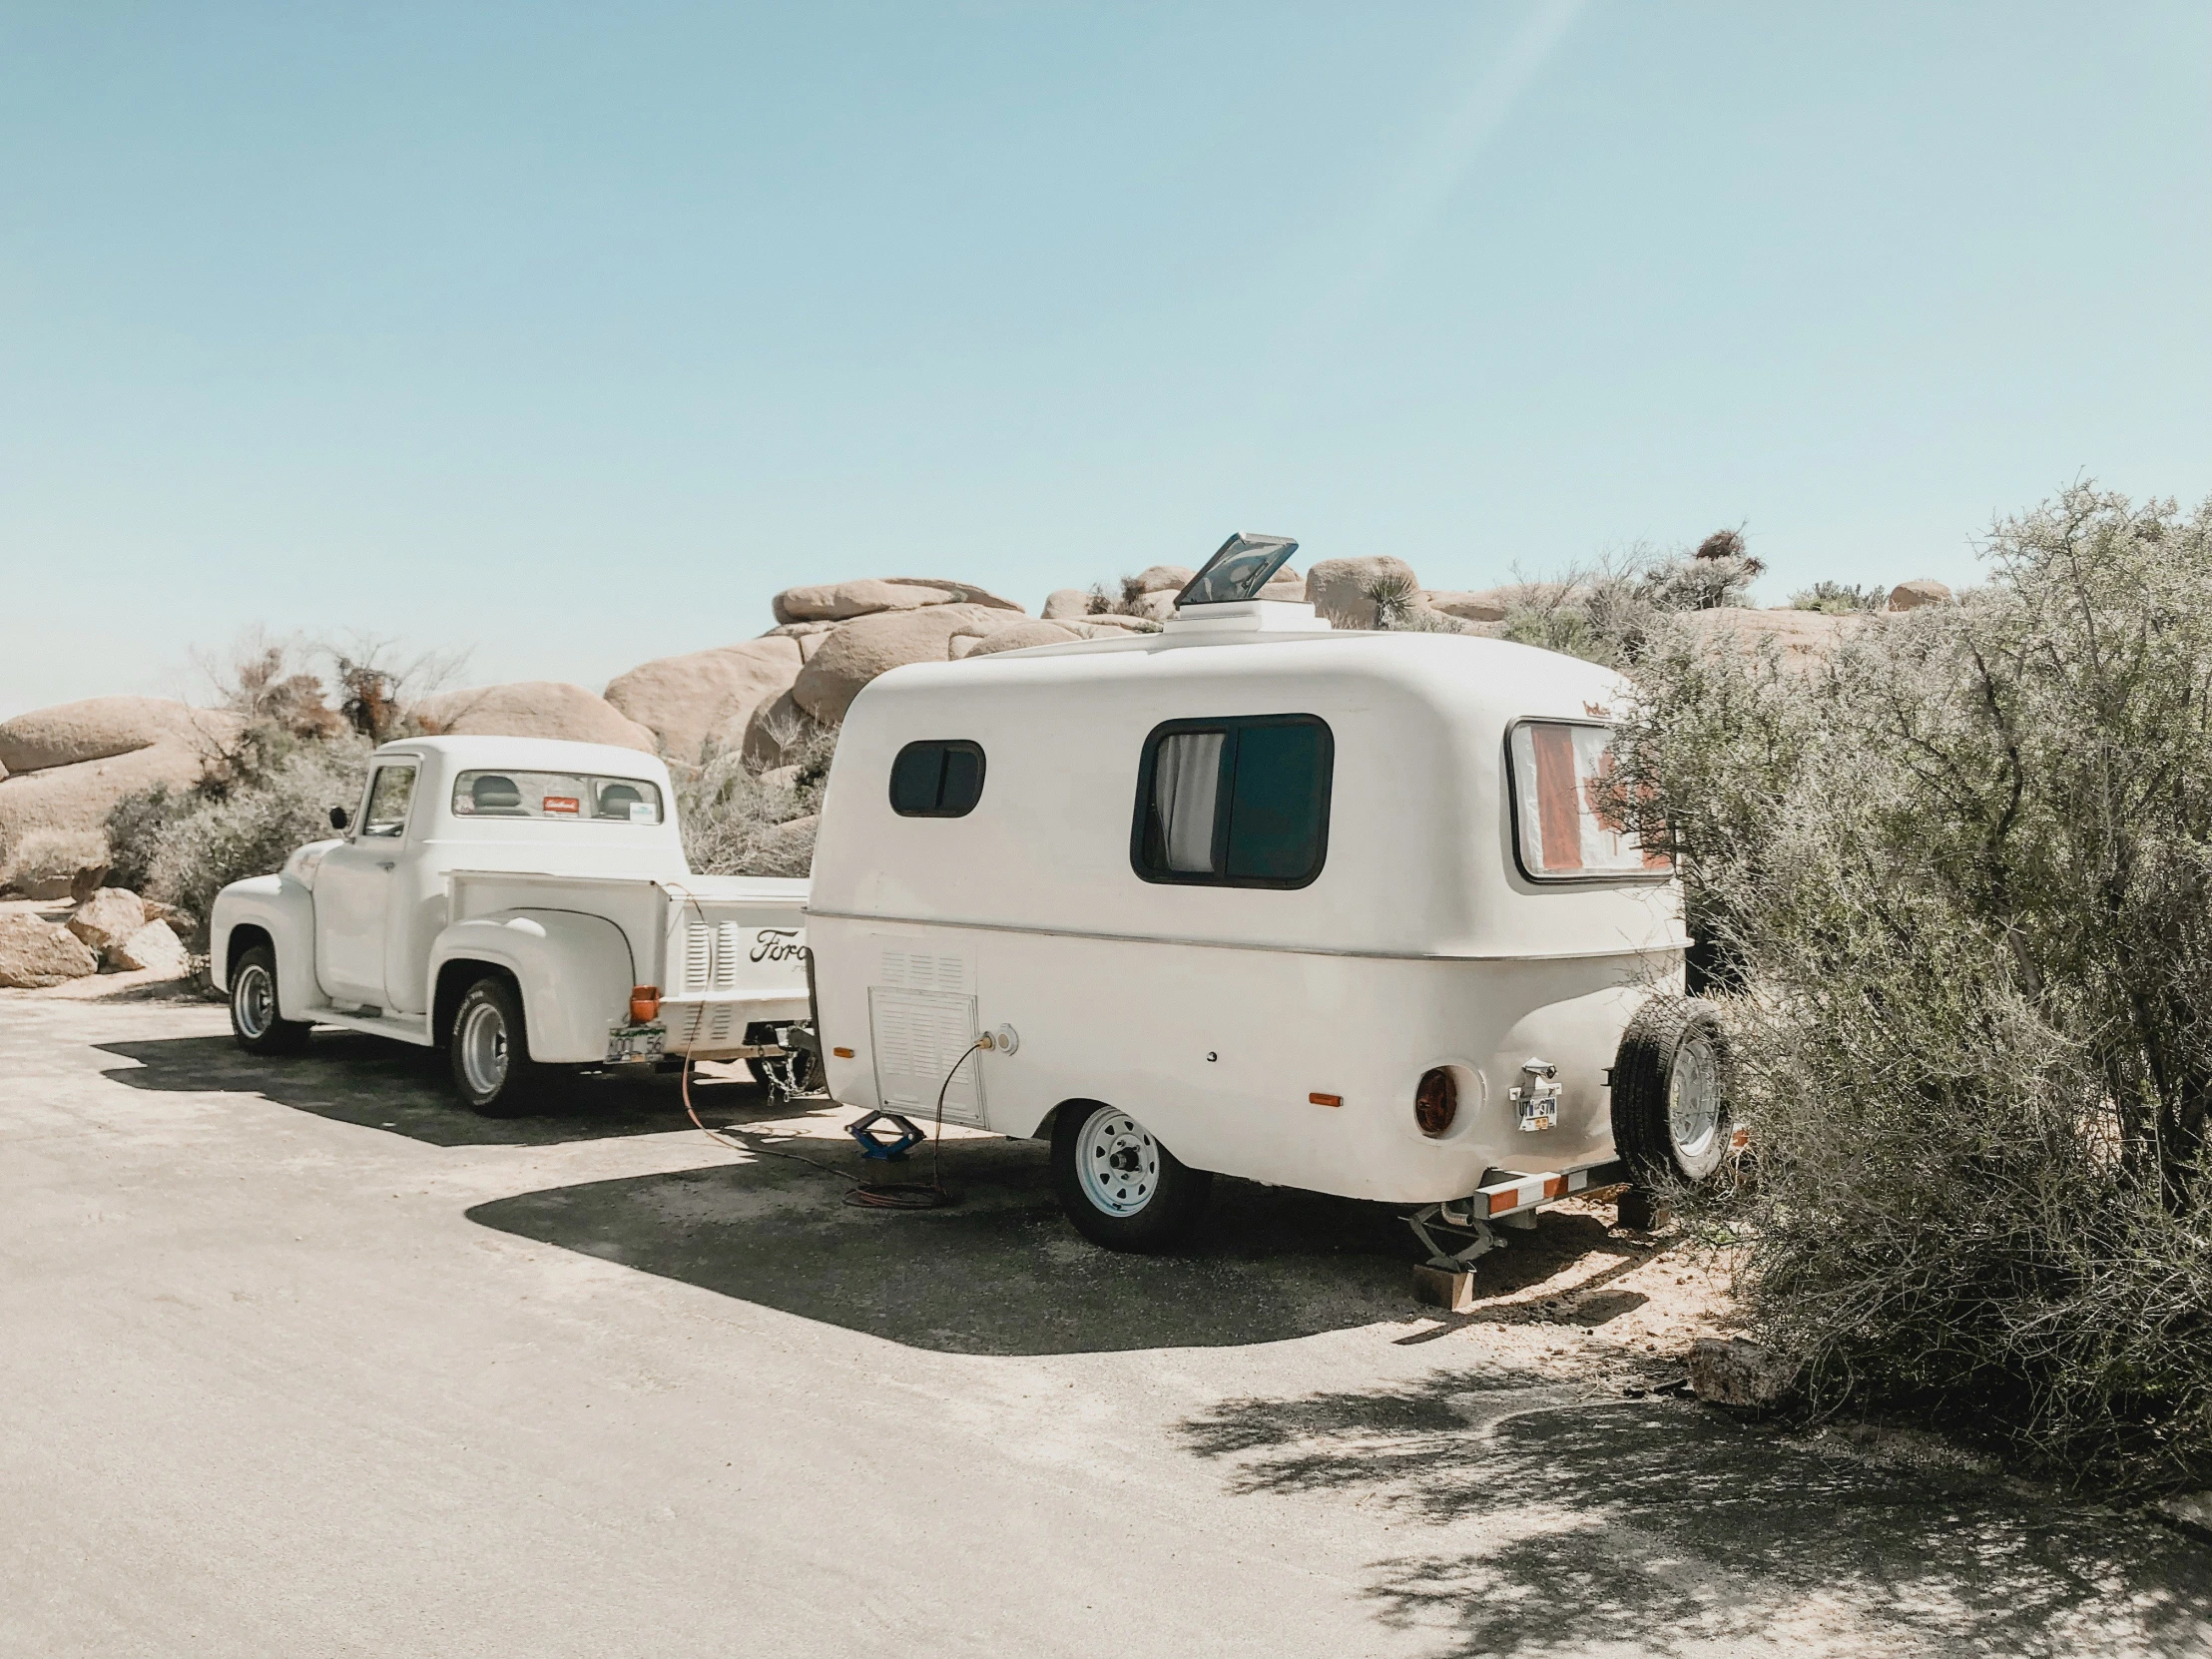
{"left": 889, "top": 741, "right": 986, "bottom": 818}
{"left": 1132, "top": 716, "right": 1333, "bottom": 888}
{"left": 1505, "top": 720, "right": 1672, "bottom": 881}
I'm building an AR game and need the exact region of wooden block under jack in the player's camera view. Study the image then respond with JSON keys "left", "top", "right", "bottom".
{"left": 1411, "top": 1263, "right": 1477, "bottom": 1314}
{"left": 1616, "top": 1187, "right": 1670, "bottom": 1231}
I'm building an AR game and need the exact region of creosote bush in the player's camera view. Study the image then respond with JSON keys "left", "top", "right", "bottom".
{"left": 682, "top": 720, "right": 837, "bottom": 878}
{"left": 1610, "top": 485, "right": 2212, "bottom": 1490}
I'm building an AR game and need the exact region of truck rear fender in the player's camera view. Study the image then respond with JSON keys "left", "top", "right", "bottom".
{"left": 430, "top": 910, "right": 635, "bottom": 1065}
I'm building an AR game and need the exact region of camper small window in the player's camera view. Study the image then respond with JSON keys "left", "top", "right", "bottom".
{"left": 1505, "top": 720, "right": 1671, "bottom": 881}
{"left": 889, "top": 741, "right": 987, "bottom": 818}
{"left": 1133, "top": 715, "right": 1332, "bottom": 888}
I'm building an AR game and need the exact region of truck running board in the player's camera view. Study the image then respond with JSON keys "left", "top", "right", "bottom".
{"left": 315, "top": 1007, "right": 436, "bottom": 1048}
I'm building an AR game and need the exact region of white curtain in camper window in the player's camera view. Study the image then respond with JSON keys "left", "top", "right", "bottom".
{"left": 1154, "top": 732, "right": 1224, "bottom": 872}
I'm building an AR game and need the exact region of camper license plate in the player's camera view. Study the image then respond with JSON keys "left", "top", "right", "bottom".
{"left": 606, "top": 1024, "right": 666, "bottom": 1064}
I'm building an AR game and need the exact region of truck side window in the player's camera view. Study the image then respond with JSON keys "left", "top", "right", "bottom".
{"left": 1505, "top": 720, "right": 1672, "bottom": 880}
{"left": 359, "top": 766, "right": 417, "bottom": 839}
{"left": 889, "top": 741, "right": 986, "bottom": 818}
{"left": 1132, "top": 715, "right": 1332, "bottom": 888}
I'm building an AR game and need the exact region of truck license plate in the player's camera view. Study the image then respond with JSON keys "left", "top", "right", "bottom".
{"left": 606, "top": 1023, "right": 666, "bottom": 1064}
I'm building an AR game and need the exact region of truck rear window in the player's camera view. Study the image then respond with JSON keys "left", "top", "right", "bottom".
{"left": 451, "top": 770, "right": 664, "bottom": 824}
{"left": 1506, "top": 721, "right": 1669, "bottom": 880}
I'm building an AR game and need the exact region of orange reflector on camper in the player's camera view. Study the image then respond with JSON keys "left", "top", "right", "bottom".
{"left": 629, "top": 985, "right": 660, "bottom": 1023}
{"left": 832, "top": 1046, "right": 854, "bottom": 1059}
{"left": 1310, "top": 1093, "right": 1342, "bottom": 1108}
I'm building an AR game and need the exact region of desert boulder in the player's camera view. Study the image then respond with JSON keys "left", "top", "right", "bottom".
{"left": 1306, "top": 556, "right": 1420, "bottom": 628}
{"left": 0, "top": 914, "right": 99, "bottom": 987}
{"left": 414, "top": 683, "right": 658, "bottom": 753}
{"left": 790, "top": 604, "right": 1013, "bottom": 723}
{"left": 603, "top": 637, "right": 804, "bottom": 767}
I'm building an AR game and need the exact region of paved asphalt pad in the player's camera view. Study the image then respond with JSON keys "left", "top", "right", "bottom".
{"left": 9, "top": 997, "right": 2210, "bottom": 1658}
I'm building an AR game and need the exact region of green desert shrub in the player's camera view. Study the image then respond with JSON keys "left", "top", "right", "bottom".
{"left": 1611, "top": 484, "right": 2212, "bottom": 1490}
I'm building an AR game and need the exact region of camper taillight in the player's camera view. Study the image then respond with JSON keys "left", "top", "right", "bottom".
{"left": 630, "top": 985, "right": 661, "bottom": 1023}
{"left": 1413, "top": 1068, "right": 1457, "bottom": 1138}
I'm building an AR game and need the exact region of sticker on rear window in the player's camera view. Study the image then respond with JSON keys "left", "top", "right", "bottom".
{"left": 629, "top": 802, "right": 658, "bottom": 823}
{"left": 543, "top": 796, "right": 580, "bottom": 816}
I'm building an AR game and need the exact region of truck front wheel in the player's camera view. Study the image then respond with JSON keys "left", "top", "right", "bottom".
{"left": 450, "top": 975, "right": 551, "bottom": 1117}
{"left": 1050, "top": 1102, "right": 1212, "bottom": 1252}
{"left": 229, "top": 943, "right": 313, "bottom": 1056}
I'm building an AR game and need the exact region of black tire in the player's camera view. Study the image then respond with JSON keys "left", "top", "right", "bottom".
{"left": 1050, "top": 1101, "right": 1212, "bottom": 1252}
{"left": 448, "top": 975, "right": 553, "bottom": 1117}
{"left": 1611, "top": 996, "right": 1733, "bottom": 1186}
{"left": 228, "top": 943, "right": 313, "bottom": 1056}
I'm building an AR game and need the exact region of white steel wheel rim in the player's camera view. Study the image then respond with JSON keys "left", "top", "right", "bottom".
{"left": 1077, "top": 1110, "right": 1161, "bottom": 1217}
{"left": 1669, "top": 1032, "right": 1723, "bottom": 1160}
{"left": 459, "top": 1001, "right": 510, "bottom": 1097}
{"left": 235, "top": 964, "right": 275, "bottom": 1038}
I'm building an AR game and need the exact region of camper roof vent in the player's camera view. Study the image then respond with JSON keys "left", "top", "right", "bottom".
{"left": 1161, "top": 599, "right": 1330, "bottom": 636}
{"left": 1174, "top": 532, "right": 1300, "bottom": 608}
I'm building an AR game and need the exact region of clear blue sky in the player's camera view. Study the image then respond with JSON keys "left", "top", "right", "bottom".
{"left": 4, "top": 2, "right": 2207, "bottom": 717}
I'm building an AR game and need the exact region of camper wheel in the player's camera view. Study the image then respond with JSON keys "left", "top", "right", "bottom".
{"left": 1610, "top": 996, "right": 1732, "bottom": 1186}
{"left": 1051, "top": 1102, "right": 1212, "bottom": 1251}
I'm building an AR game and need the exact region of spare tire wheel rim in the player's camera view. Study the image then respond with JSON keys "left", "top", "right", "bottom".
{"left": 1077, "top": 1110, "right": 1160, "bottom": 1216}
{"left": 460, "top": 1000, "right": 510, "bottom": 1096}
{"left": 235, "top": 963, "right": 275, "bottom": 1038}
{"left": 1668, "top": 1030, "right": 1722, "bottom": 1160}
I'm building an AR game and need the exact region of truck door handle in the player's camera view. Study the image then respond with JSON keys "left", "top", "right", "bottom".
{"left": 376, "top": 860, "right": 396, "bottom": 871}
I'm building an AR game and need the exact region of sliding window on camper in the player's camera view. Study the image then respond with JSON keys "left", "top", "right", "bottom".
{"left": 1131, "top": 715, "right": 1333, "bottom": 888}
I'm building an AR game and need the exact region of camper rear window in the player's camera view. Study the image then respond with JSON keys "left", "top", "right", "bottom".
{"left": 1132, "top": 715, "right": 1332, "bottom": 888}
{"left": 889, "top": 741, "right": 986, "bottom": 818}
{"left": 1505, "top": 720, "right": 1671, "bottom": 880}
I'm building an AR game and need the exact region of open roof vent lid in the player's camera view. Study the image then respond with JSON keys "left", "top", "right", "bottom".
{"left": 1163, "top": 532, "right": 1328, "bottom": 635}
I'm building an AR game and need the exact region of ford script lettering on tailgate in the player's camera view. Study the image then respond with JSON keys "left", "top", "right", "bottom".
{"left": 751, "top": 928, "right": 807, "bottom": 964}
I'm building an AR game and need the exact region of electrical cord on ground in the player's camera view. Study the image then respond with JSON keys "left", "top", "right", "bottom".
{"left": 680, "top": 1038, "right": 975, "bottom": 1211}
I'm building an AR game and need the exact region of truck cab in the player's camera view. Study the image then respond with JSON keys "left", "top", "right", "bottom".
{"left": 211, "top": 736, "right": 811, "bottom": 1114}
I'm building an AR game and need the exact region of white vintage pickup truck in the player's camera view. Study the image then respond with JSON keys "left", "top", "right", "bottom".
{"left": 209, "top": 736, "right": 812, "bottom": 1115}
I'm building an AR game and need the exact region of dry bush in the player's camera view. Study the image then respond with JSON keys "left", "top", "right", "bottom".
{"left": 1496, "top": 533, "right": 1764, "bottom": 667}
{"left": 1611, "top": 484, "right": 2212, "bottom": 1490}
{"left": 107, "top": 726, "right": 373, "bottom": 939}
{"left": 1790, "top": 580, "right": 1886, "bottom": 615}
{"left": 682, "top": 721, "right": 837, "bottom": 877}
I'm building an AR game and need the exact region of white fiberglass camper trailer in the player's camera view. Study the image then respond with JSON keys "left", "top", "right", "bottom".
{"left": 807, "top": 536, "right": 1731, "bottom": 1258}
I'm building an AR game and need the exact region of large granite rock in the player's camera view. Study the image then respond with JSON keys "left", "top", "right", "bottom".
{"left": 1133, "top": 564, "right": 1194, "bottom": 594}
{"left": 66, "top": 887, "right": 147, "bottom": 953}
{"left": 108, "top": 918, "right": 189, "bottom": 977}
{"left": 604, "top": 638, "right": 804, "bottom": 767}
{"left": 0, "top": 914, "right": 99, "bottom": 987}
{"left": 0, "top": 697, "right": 231, "bottom": 776}
{"left": 1672, "top": 607, "right": 1865, "bottom": 667}
{"left": 0, "top": 744, "right": 221, "bottom": 879}
{"left": 790, "top": 604, "right": 1011, "bottom": 723}
{"left": 1887, "top": 579, "right": 1952, "bottom": 612}
{"left": 1040, "top": 588, "right": 1092, "bottom": 621}
{"left": 1425, "top": 588, "right": 1515, "bottom": 624}
{"left": 771, "top": 578, "right": 1023, "bottom": 626}
{"left": 1306, "top": 556, "right": 1420, "bottom": 627}
{"left": 954, "top": 620, "right": 1089, "bottom": 658}
{"left": 414, "top": 683, "right": 658, "bottom": 753}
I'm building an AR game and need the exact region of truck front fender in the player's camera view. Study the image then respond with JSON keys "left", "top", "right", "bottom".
{"left": 210, "top": 873, "right": 323, "bottom": 1017}
{"left": 430, "top": 909, "right": 635, "bottom": 1065}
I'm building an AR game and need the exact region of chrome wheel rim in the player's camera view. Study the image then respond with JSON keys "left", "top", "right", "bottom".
{"left": 1077, "top": 1109, "right": 1160, "bottom": 1216}
{"left": 234, "top": 963, "right": 275, "bottom": 1039}
{"left": 1669, "top": 1031, "right": 1723, "bottom": 1159}
{"left": 459, "top": 1000, "right": 510, "bottom": 1097}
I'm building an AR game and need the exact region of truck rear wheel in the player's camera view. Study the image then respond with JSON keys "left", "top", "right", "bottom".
{"left": 229, "top": 943, "right": 313, "bottom": 1056}
{"left": 449, "top": 975, "right": 551, "bottom": 1117}
{"left": 1050, "top": 1102, "right": 1212, "bottom": 1252}
{"left": 1610, "top": 996, "right": 1733, "bottom": 1185}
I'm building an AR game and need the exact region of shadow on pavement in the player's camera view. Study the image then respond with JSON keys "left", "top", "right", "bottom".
{"left": 92, "top": 1032, "right": 807, "bottom": 1147}
{"left": 1179, "top": 1373, "right": 2212, "bottom": 1657}
{"left": 463, "top": 1129, "right": 1631, "bottom": 1356}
